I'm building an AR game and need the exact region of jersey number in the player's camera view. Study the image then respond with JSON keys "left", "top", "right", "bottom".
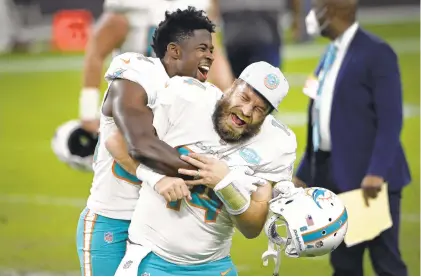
{"left": 167, "top": 147, "right": 223, "bottom": 223}
{"left": 167, "top": 185, "right": 223, "bottom": 223}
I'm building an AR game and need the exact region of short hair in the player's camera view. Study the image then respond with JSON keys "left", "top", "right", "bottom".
{"left": 152, "top": 6, "right": 216, "bottom": 59}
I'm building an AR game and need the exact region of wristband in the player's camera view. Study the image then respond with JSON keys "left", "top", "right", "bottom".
{"left": 79, "top": 87, "right": 100, "bottom": 120}
{"left": 214, "top": 169, "right": 252, "bottom": 215}
{"left": 135, "top": 165, "right": 165, "bottom": 189}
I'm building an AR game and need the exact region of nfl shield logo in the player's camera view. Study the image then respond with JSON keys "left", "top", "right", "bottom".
{"left": 104, "top": 232, "right": 114, "bottom": 243}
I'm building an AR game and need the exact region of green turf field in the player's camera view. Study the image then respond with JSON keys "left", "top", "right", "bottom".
{"left": 0, "top": 20, "right": 419, "bottom": 275}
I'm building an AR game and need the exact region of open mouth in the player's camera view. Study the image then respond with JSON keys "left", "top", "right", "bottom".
{"left": 197, "top": 65, "right": 209, "bottom": 80}
{"left": 230, "top": 113, "right": 247, "bottom": 127}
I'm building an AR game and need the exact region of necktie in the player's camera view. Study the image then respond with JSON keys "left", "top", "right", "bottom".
{"left": 312, "top": 43, "right": 338, "bottom": 151}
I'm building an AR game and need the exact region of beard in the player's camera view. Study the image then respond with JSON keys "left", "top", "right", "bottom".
{"left": 212, "top": 98, "right": 263, "bottom": 144}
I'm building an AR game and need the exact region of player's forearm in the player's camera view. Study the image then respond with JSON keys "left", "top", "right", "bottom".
{"left": 111, "top": 80, "right": 197, "bottom": 177}
{"left": 115, "top": 111, "right": 195, "bottom": 176}
{"left": 83, "top": 52, "right": 104, "bottom": 88}
{"left": 105, "top": 131, "right": 139, "bottom": 175}
{"left": 128, "top": 136, "right": 196, "bottom": 177}
{"left": 107, "top": 127, "right": 194, "bottom": 178}
{"left": 83, "top": 13, "right": 129, "bottom": 88}
{"left": 214, "top": 175, "right": 271, "bottom": 239}
{"left": 116, "top": 115, "right": 196, "bottom": 177}
{"left": 117, "top": 157, "right": 138, "bottom": 175}
{"left": 207, "top": 0, "right": 220, "bottom": 26}
{"left": 233, "top": 201, "right": 268, "bottom": 239}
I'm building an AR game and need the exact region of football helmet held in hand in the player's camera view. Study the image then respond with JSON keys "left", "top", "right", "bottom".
{"left": 263, "top": 186, "right": 348, "bottom": 274}
{"left": 51, "top": 120, "right": 98, "bottom": 171}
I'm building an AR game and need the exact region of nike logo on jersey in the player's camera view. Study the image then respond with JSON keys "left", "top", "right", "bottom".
{"left": 120, "top": 58, "right": 130, "bottom": 64}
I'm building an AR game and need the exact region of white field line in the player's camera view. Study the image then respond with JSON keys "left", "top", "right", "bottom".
{"left": 0, "top": 38, "right": 418, "bottom": 73}
{"left": 0, "top": 193, "right": 419, "bottom": 223}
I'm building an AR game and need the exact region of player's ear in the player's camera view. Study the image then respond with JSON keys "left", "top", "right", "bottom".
{"left": 167, "top": 42, "right": 181, "bottom": 60}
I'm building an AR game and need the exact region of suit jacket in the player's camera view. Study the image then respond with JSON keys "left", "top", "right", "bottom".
{"left": 296, "top": 28, "right": 411, "bottom": 192}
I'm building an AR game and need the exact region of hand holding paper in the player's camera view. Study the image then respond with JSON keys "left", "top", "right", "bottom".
{"left": 361, "top": 175, "right": 384, "bottom": 206}
{"left": 338, "top": 183, "right": 392, "bottom": 247}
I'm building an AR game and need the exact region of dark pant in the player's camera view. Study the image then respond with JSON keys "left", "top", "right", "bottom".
{"left": 225, "top": 43, "right": 281, "bottom": 77}
{"left": 222, "top": 11, "right": 281, "bottom": 76}
{"left": 313, "top": 150, "right": 408, "bottom": 276}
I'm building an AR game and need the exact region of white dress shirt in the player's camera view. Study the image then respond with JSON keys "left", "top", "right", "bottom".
{"left": 318, "top": 22, "right": 359, "bottom": 151}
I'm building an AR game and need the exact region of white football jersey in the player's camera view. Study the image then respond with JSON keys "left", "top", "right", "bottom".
{"left": 129, "top": 76, "right": 297, "bottom": 264}
{"left": 104, "top": 0, "right": 211, "bottom": 56}
{"left": 87, "top": 52, "right": 170, "bottom": 220}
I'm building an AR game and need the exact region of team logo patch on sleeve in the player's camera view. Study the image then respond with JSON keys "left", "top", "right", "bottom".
{"left": 107, "top": 68, "right": 126, "bottom": 79}
{"left": 239, "top": 148, "right": 261, "bottom": 165}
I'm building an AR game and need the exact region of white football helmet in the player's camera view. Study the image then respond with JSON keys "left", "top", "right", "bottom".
{"left": 51, "top": 120, "right": 98, "bottom": 172}
{"left": 262, "top": 182, "right": 348, "bottom": 275}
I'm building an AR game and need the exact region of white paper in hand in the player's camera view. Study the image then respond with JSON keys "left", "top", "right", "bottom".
{"left": 338, "top": 183, "right": 392, "bottom": 247}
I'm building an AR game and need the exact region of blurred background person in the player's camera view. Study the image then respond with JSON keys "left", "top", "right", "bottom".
{"left": 0, "top": 0, "right": 21, "bottom": 53}
{"left": 218, "top": 0, "right": 285, "bottom": 77}
{"left": 290, "top": 0, "right": 313, "bottom": 43}
{"left": 294, "top": 0, "right": 410, "bottom": 275}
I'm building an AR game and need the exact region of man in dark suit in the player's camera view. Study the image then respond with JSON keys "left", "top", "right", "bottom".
{"left": 294, "top": 0, "right": 411, "bottom": 275}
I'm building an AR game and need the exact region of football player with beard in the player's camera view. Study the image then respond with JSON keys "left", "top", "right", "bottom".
{"left": 105, "top": 62, "right": 297, "bottom": 276}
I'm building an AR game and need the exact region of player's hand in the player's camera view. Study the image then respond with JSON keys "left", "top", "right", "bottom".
{"left": 81, "top": 119, "right": 100, "bottom": 134}
{"left": 272, "top": 180, "right": 302, "bottom": 200}
{"left": 361, "top": 175, "right": 383, "bottom": 207}
{"left": 155, "top": 177, "right": 192, "bottom": 202}
{"left": 178, "top": 153, "right": 230, "bottom": 189}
